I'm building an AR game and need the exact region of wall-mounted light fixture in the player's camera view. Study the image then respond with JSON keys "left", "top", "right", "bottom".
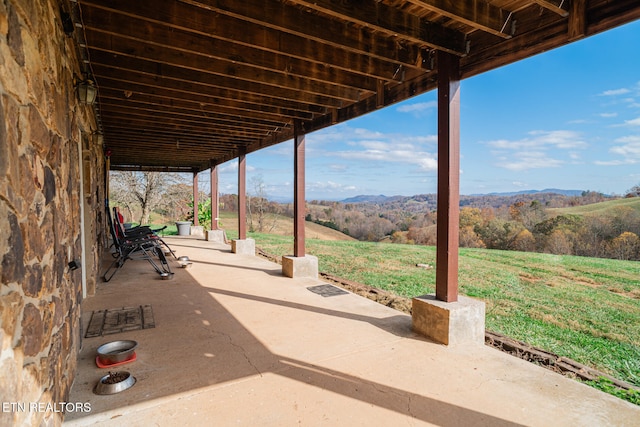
{"left": 77, "top": 79, "right": 97, "bottom": 105}
{"left": 92, "top": 131, "right": 104, "bottom": 146}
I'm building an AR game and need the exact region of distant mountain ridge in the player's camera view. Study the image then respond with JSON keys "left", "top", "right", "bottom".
{"left": 477, "top": 188, "right": 585, "bottom": 197}
{"left": 341, "top": 189, "right": 585, "bottom": 204}
{"left": 341, "top": 194, "right": 404, "bottom": 204}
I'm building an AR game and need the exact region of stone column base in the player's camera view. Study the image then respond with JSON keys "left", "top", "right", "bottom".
{"left": 206, "top": 229, "right": 226, "bottom": 243}
{"left": 231, "top": 238, "right": 255, "bottom": 255}
{"left": 190, "top": 225, "right": 205, "bottom": 236}
{"left": 282, "top": 255, "right": 318, "bottom": 278}
{"left": 412, "top": 294, "right": 485, "bottom": 346}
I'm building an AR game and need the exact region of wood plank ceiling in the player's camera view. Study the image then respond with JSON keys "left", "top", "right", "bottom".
{"left": 69, "top": 0, "right": 640, "bottom": 172}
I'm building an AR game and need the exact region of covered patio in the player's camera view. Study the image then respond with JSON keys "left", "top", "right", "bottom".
{"left": 2, "top": 1, "right": 640, "bottom": 425}
{"left": 64, "top": 237, "right": 640, "bottom": 426}
{"left": 70, "top": 0, "right": 640, "bottom": 344}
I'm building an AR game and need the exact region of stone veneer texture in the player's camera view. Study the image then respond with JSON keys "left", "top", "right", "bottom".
{"left": 1, "top": 0, "right": 104, "bottom": 425}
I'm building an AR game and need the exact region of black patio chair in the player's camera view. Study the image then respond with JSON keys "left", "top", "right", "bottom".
{"left": 112, "top": 207, "right": 177, "bottom": 259}
{"left": 102, "top": 207, "right": 174, "bottom": 282}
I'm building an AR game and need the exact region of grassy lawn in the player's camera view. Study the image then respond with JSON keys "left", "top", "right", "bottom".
{"left": 241, "top": 232, "right": 640, "bottom": 392}
{"left": 549, "top": 196, "right": 640, "bottom": 216}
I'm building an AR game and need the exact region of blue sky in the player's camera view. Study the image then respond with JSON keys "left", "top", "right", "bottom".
{"left": 210, "top": 20, "right": 640, "bottom": 201}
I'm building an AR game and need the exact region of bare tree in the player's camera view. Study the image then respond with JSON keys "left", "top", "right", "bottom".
{"left": 247, "top": 175, "right": 279, "bottom": 232}
{"left": 110, "top": 171, "right": 188, "bottom": 224}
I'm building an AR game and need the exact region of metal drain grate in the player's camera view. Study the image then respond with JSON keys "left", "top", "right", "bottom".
{"left": 307, "top": 284, "right": 349, "bottom": 297}
{"left": 85, "top": 305, "right": 155, "bottom": 338}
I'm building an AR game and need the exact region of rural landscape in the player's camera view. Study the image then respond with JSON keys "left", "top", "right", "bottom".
{"left": 110, "top": 171, "right": 640, "bottom": 404}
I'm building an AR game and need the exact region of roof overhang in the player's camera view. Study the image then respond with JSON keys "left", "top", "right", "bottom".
{"left": 69, "top": 0, "right": 640, "bottom": 172}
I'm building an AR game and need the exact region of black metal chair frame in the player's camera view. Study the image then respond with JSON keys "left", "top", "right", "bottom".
{"left": 112, "top": 207, "right": 178, "bottom": 260}
{"left": 103, "top": 207, "right": 174, "bottom": 282}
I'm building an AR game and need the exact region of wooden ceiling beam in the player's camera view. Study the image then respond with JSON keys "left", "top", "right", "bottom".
{"left": 102, "top": 128, "right": 256, "bottom": 145}
{"left": 98, "top": 104, "right": 280, "bottom": 132}
{"left": 568, "top": 0, "right": 586, "bottom": 41}
{"left": 530, "top": 0, "right": 570, "bottom": 17}
{"left": 183, "top": 0, "right": 464, "bottom": 56}
{"left": 110, "top": 165, "right": 200, "bottom": 173}
{"left": 105, "top": 129, "right": 256, "bottom": 150}
{"left": 81, "top": 5, "right": 380, "bottom": 92}
{"left": 100, "top": 118, "right": 267, "bottom": 138}
{"left": 289, "top": 0, "right": 467, "bottom": 54}
{"left": 106, "top": 139, "right": 237, "bottom": 154}
{"left": 96, "top": 88, "right": 316, "bottom": 123}
{"left": 93, "top": 72, "right": 337, "bottom": 115}
{"left": 85, "top": 33, "right": 364, "bottom": 105}
{"left": 403, "top": 0, "right": 514, "bottom": 38}
{"left": 98, "top": 111, "right": 272, "bottom": 138}
{"left": 80, "top": 0, "right": 409, "bottom": 80}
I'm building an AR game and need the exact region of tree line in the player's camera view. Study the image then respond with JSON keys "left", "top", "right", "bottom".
{"left": 109, "top": 171, "right": 640, "bottom": 261}
{"left": 304, "top": 191, "right": 640, "bottom": 261}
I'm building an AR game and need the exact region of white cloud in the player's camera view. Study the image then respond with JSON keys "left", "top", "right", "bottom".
{"left": 599, "top": 112, "right": 618, "bottom": 118}
{"left": 485, "top": 130, "right": 587, "bottom": 171}
{"left": 328, "top": 164, "right": 347, "bottom": 172}
{"left": 594, "top": 159, "right": 638, "bottom": 166}
{"left": 397, "top": 101, "right": 437, "bottom": 115}
{"left": 497, "top": 151, "right": 564, "bottom": 171}
{"left": 353, "top": 128, "right": 385, "bottom": 139}
{"left": 600, "top": 88, "right": 631, "bottom": 96}
{"left": 218, "top": 162, "right": 256, "bottom": 174}
{"left": 307, "top": 181, "right": 357, "bottom": 193}
{"left": 310, "top": 125, "right": 438, "bottom": 172}
{"left": 624, "top": 117, "right": 640, "bottom": 126}
{"left": 487, "top": 130, "right": 587, "bottom": 150}
{"left": 609, "top": 135, "right": 640, "bottom": 157}
{"left": 334, "top": 142, "right": 438, "bottom": 171}
{"left": 595, "top": 135, "right": 640, "bottom": 165}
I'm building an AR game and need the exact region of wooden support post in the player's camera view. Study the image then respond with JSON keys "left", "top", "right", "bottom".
{"left": 238, "top": 150, "right": 247, "bottom": 240}
{"left": 210, "top": 165, "right": 219, "bottom": 230}
{"left": 436, "top": 50, "right": 461, "bottom": 303}
{"left": 193, "top": 172, "right": 199, "bottom": 226}
{"left": 293, "top": 120, "right": 306, "bottom": 257}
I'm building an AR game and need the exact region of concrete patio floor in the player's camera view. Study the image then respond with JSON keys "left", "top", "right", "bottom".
{"left": 65, "top": 237, "right": 640, "bottom": 426}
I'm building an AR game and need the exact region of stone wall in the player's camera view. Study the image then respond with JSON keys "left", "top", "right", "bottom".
{"left": 0, "top": 0, "right": 104, "bottom": 425}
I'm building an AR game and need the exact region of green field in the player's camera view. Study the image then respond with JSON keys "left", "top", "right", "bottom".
{"left": 549, "top": 197, "right": 640, "bottom": 216}
{"left": 236, "top": 232, "right": 640, "bottom": 394}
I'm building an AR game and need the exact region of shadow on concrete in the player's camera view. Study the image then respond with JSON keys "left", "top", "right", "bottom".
{"left": 68, "top": 239, "right": 526, "bottom": 426}
{"left": 204, "top": 286, "right": 413, "bottom": 338}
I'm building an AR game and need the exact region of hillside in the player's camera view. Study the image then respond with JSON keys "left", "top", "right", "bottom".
{"left": 218, "top": 211, "right": 355, "bottom": 241}
{"left": 549, "top": 197, "right": 640, "bottom": 216}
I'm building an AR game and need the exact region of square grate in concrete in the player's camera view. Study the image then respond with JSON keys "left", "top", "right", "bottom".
{"left": 306, "top": 284, "right": 349, "bottom": 297}
{"left": 85, "top": 305, "right": 155, "bottom": 338}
